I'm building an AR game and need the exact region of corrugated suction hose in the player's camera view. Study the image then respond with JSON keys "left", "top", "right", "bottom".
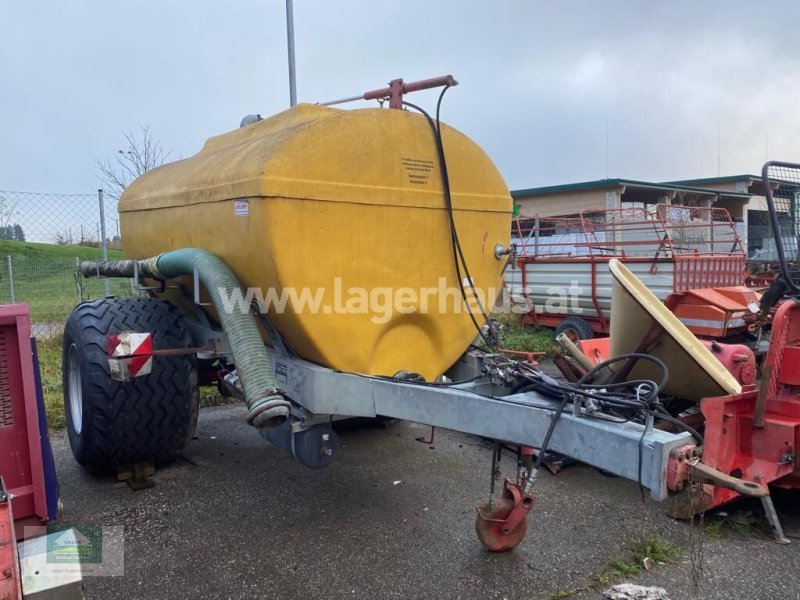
{"left": 80, "top": 248, "right": 290, "bottom": 429}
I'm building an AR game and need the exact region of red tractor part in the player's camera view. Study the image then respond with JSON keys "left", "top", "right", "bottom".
{"left": 657, "top": 298, "right": 800, "bottom": 541}
{"left": 0, "top": 305, "right": 58, "bottom": 532}
{"left": 577, "top": 337, "right": 756, "bottom": 387}
{"left": 696, "top": 300, "right": 800, "bottom": 508}
{"left": 0, "top": 305, "right": 60, "bottom": 598}
{"left": 0, "top": 479, "right": 22, "bottom": 600}
{"left": 666, "top": 286, "right": 761, "bottom": 339}
{"left": 702, "top": 340, "right": 756, "bottom": 386}
{"left": 475, "top": 478, "right": 536, "bottom": 552}
{"left": 664, "top": 445, "right": 791, "bottom": 542}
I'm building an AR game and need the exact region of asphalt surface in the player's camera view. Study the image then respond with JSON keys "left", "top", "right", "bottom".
{"left": 52, "top": 404, "right": 800, "bottom": 600}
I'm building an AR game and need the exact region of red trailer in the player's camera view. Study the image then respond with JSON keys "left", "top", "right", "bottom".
{"left": 505, "top": 205, "right": 759, "bottom": 340}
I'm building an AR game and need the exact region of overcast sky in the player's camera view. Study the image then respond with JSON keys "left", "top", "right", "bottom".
{"left": 2, "top": 1, "right": 800, "bottom": 195}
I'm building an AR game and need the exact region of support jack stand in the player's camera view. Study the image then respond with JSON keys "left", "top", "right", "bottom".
{"left": 117, "top": 462, "right": 156, "bottom": 491}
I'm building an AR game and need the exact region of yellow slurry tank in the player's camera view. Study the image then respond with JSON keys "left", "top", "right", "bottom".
{"left": 119, "top": 104, "right": 512, "bottom": 380}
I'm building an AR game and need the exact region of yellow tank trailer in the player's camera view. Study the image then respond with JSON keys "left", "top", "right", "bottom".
{"left": 68, "top": 85, "right": 754, "bottom": 554}
{"left": 119, "top": 104, "right": 512, "bottom": 380}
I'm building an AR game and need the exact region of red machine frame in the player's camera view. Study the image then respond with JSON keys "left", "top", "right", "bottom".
{"left": 576, "top": 299, "right": 800, "bottom": 524}
{"left": 693, "top": 298, "right": 800, "bottom": 509}
{"left": 0, "top": 477, "right": 22, "bottom": 600}
{"left": 0, "top": 305, "right": 49, "bottom": 530}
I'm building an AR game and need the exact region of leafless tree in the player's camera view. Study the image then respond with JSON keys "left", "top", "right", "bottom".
{"left": 53, "top": 231, "right": 70, "bottom": 245}
{"left": 95, "top": 125, "right": 171, "bottom": 200}
{"left": 0, "top": 194, "right": 16, "bottom": 229}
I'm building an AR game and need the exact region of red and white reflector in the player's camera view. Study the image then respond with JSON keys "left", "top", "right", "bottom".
{"left": 107, "top": 332, "right": 153, "bottom": 381}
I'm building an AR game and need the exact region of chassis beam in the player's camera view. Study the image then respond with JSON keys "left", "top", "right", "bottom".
{"left": 268, "top": 349, "right": 693, "bottom": 500}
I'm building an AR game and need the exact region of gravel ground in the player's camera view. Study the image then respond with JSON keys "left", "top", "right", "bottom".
{"left": 52, "top": 404, "right": 800, "bottom": 600}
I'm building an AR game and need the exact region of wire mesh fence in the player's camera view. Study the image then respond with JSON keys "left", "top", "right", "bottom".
{"left": 0, "top": 256, "right": 139, "bottom": 339}
{"left": 762, "top": 161, "right": 800, "bottom": 290}
{"left": 0, "top": 189, "right": 134, "bottom": 338}
{"left": 0, "top": 189, "right": 121, "bottom": 245}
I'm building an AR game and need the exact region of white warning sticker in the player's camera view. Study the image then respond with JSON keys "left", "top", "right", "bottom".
{"left": 234, "top": 200, "right": 249, "bottom": 216}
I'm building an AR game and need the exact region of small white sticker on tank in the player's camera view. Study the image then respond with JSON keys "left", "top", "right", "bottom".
{"left": 234, "top": 200, "right": 249, "bottom": 216}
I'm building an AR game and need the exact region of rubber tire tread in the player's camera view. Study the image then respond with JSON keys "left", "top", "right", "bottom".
{"left": 62, "top": 297, "right": 198, "bottom": 474}
{"left": 554, "top": 316, "right": 595, "bottom": 341}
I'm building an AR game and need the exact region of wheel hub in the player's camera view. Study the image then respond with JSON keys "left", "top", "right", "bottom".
{"left": 67, "top": 343, "right": 83, "bottom": 434}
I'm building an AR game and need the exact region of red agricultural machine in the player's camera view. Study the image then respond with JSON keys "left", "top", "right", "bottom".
{"left": 553, "top": 161, "right": 800, "bottom": 534}
{"left": 692, "top": 160, "right": 800, "bottom": 516}
{"left": 0, "top": 306, "right": 65, "bottom": 599}
{"left": 505, "top": 205, "right": 761, "bottom": 341}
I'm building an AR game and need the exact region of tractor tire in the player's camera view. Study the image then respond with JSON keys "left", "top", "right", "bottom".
{"left": 62, "top": 297, "right": 199, "bottom": 474}
{"left": 555, "top": 316, "right": 594, "bottom": 342}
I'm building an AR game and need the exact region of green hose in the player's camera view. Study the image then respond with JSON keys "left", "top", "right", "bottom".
{"left": 83, "top": 249, "right": 290, "bottom": 429}
{"left": 149, "top": 249, "right": 290, "bottom": 428}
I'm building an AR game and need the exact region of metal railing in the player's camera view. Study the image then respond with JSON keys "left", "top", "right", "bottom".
{"left": 512, "top": 206, "right": 745, "bottom": 260}
{"left": 762, "top": 162, "right": 800, "bottom": 290}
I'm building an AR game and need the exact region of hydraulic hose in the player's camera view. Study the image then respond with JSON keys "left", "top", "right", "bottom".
{"left": 81, "top": 249, "right": 290, "bottom": 429}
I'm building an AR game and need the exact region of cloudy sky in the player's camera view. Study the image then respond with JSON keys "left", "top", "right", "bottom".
{"left": 3, "top": 1, "right": 800, "bottom": 195}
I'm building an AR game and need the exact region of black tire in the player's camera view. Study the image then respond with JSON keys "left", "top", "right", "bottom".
{"left": 555, "top": 316, "right": 594, "bottom": 341}
{"left": 62, "top": 297, "right": 199, "bottom": 474}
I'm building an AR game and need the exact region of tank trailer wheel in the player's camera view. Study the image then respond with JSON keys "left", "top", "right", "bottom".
{"left": 555, "top": 316, "right": 594, "bottom": 342}
{"left": 475, "top": 477, "right": 536, "bottom": 552}
{"left": 62, "top": 297, "right": 199, "bottom": 474}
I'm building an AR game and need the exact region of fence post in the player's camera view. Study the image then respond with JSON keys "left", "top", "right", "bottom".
{"left": 6, "top": 256, "right": 14, "bottom": 304}
{"left": 75, "top": 256, "right": 81, "bottom": 304}
{"left": 98, "top": 189, "right": 110, "bottom": 297}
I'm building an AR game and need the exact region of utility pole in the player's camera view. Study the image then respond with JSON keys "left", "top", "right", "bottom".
{"left": 286, "top": 0, "right": 297, "bottom": 107}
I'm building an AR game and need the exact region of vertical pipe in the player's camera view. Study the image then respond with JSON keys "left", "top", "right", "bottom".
{"left": 285, "top": 0, "right": 297, "bottom": 107}
{"left": 98, "top": 189, "right": 110, "bottom": 297}
{"left": 6, "top": 256, "right": 14, "bottom": 304}
{"left": 75, "top": 257, "right": 81, "bottom": 304}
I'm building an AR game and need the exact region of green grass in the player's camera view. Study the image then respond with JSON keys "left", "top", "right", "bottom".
{"left": 494, "top": 316, "right": 555, "bottom": 357}
{"left": 0, "top": 240, "right": 128, "bottom": 322}
{"left": 594, "top": 535, "right": 683, "bottom": 585}
{"left": 500, "top": 323, "right": 556, "bottom": 355}
{"left": 38, "top": 337, "right": 65, "bottom": 429}
{"left": 703, "top": 519, "right": 723, "bottom": 538}
{"left": 550, "top": 589, "right": 578, "bottom": 600}
{"left": 38, "top": 334, "right": 237, "bottom": 431}
{"left": 0, "top": 239, "right": 123, "bottom": 261}
{"left": 702, "top": 510, "right": 774, "bottom": 540}
{"left": 549, "top": 534, "right": 682, "bottom": 598}
{"left": 492, "top": 311, "right": 557, "bottom": 356}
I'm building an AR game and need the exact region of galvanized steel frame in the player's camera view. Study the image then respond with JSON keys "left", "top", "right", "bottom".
{"left": 266, "top": 348, "right": 693, "bottom": 501}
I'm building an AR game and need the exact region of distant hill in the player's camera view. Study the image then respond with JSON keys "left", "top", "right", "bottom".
{"left": 0, "top": 240, "right": 130, "bottom": 324}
